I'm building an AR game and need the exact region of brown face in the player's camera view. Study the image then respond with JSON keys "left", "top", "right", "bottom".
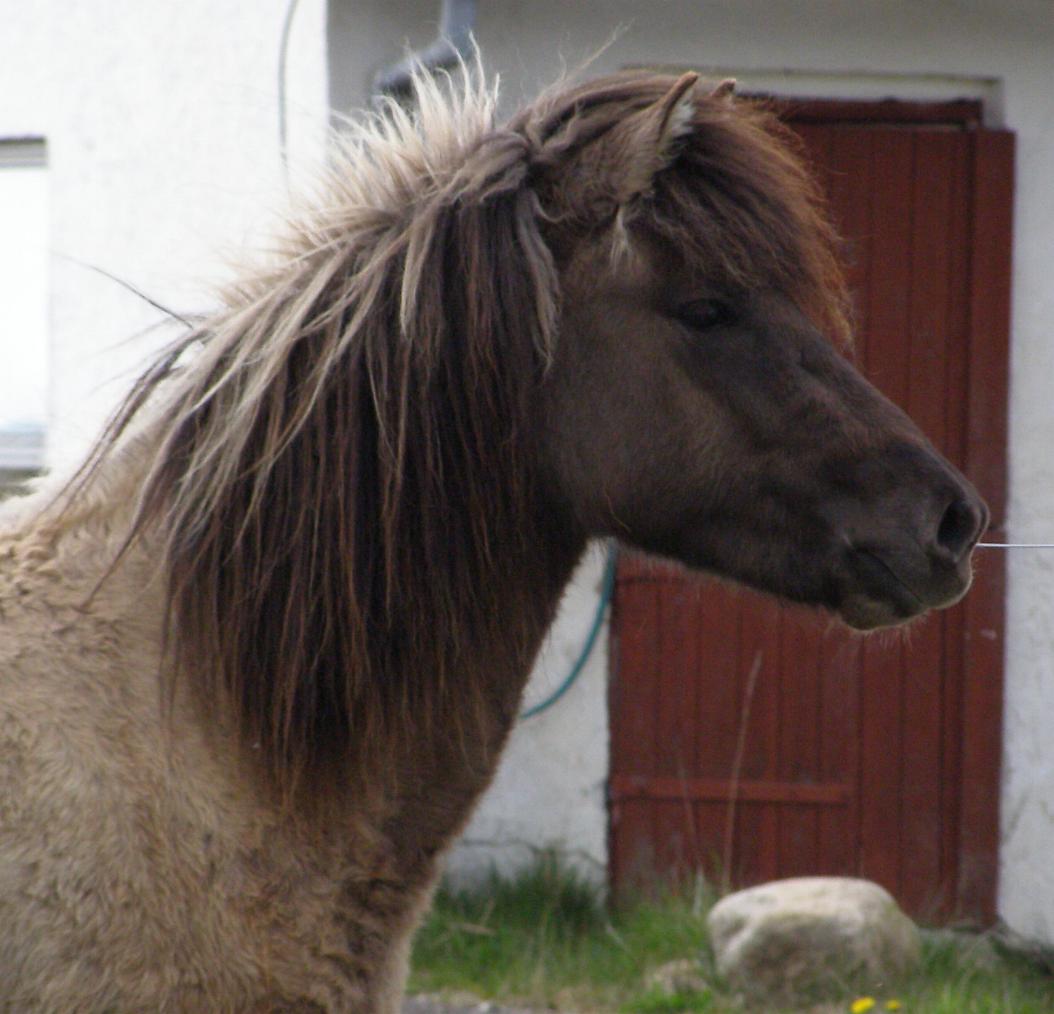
{"left": 537, "top": 238, "right": 988, "bottom": 631}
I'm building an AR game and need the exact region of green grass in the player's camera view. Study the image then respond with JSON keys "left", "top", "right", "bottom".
{"left": 409, "top": 855, "right": 716, "bottom": 1009}
{"left": 889, "top": 935, "right": 1054, "bottom": 1014}
{"left": 408, "top": 857, "right": 1054, "bottom": 1012}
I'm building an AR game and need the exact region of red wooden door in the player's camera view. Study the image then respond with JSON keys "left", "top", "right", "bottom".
{"left": 609, "top": 102, "right": 1013, "bottom": 923}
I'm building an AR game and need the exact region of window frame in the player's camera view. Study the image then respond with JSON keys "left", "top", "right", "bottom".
{"left": 0, "top": 137, "right": 48, "bottom": 478}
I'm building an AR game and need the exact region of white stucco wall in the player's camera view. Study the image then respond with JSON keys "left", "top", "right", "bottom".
{"left": 0, "top": 0, "right": 329, "bottom": 467}
{"left": 5, "top": 0, "right": 1054, "bottom": 945}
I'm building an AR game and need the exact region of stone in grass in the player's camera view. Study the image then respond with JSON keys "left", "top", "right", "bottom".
{"left": 402, "top": 994, "right": 539, "bottom": 1012}
{"left": 645, "top": 957, "right": 711, "bottom": 996}
{"left": 706, "top": 877, "right": 921, "bottom": 1001}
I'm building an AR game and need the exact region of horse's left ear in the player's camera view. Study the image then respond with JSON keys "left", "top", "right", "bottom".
{"left": 610, "top": 72, "right": 699, "bottom": 204}
{"left": 710, "top": 78, "right": 736, "bottom": 101}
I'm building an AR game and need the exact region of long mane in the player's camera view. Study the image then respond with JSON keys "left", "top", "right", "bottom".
{"left": 79, "top": 68, "right": 849, "bottom": 800}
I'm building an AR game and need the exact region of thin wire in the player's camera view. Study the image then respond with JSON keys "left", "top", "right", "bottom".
{"left": 978, "top": 543, "right": 1054, "bottom": 549}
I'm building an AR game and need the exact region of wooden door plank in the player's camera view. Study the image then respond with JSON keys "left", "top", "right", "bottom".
{"left": 778, "top": 98, "right": 983, "bottom": 128}
{"left": 956, "top": 130, "right": 1014, "bottom": 921}
{"left": 820, "top": 126, "right": 876, "bottom": 882}
{"left": 610, "top": 577, "right": 659, "bottom": 778}
{"left": 963, "top": 131, "right": 1014, "bottom": 526}
{"left": 693, "top": 582, "right": 750, "bottom": 887}
{"left": 766, "top": 118, "right": 828, "bottom": 883}
{"left": 773, "top": 111, "right": 834, "bottom": 884}
{"left": 856, "top": 127, "right": 914, "bottom": 897}
{"left": 818, "top": 631, "right": 862, "bottom": 875}
{"left": 654, "top": 583, "right": 700, "bottom": 777}
{"left": 898, "top": 132, "right": 959, "bottom": 915}
{"left": 695, "top": 586, "right": 743, "bottom": 780}
{"left": 729, "top": 801, "right": 767, "bottom": 886}
{"left": 777, "top": 613, "right": 823, "bottom": 877}
{"left": 609, "top": 576, "right": 660, "bottom": 888}
{"left": 737, "top": 594, "right": 783, "bottom": 883}
{"left": 653, "top": 580, "right": 704, "bottom": 881}
{"left": 935, "top": 131, "right": 974, "bottom": 916}
{"left": 827, "top": 128, "right": 875, "bottom": 362}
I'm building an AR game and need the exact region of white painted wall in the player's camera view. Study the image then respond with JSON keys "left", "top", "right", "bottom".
{"left": 0, "top": 0, "right": 329, "bottom": 468}
{"left": 4, "top": 0, "right": 1053, "bottom": 945}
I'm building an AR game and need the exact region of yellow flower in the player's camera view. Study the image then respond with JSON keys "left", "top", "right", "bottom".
{"left": 885, "top": 1003, "right": 903, "bottom": 1011}
{"left": 850, "top": 1000, "right": 876, "bottom": 1014}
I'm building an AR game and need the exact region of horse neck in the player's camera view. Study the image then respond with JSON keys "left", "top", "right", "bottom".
{"left": 368, "top": 521, "right": 586, "bottom": 870}
{"left": 406, "top": 511, "right": 586, "bottom": 730}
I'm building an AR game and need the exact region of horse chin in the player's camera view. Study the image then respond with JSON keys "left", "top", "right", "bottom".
{"left": 835, "top": 593, "right": 922, "bottom": 632}
{"left": 649, "top": 533, "right": 970, "bottom": 633}
{"left": 834, "top": 548, "right": 974, "bottom": 632}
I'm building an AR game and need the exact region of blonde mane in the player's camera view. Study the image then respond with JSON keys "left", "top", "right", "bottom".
{"left": 78, "top": 67, "right": 849, "bottom": 802}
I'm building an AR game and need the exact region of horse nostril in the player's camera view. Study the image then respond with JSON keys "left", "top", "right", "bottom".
{"left": 935, "top": 496, "right": 985, "bottom": 563}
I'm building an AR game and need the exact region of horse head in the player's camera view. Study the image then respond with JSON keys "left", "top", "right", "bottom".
{"left": 525, "top": 73, "right": 987, "bottom": 630}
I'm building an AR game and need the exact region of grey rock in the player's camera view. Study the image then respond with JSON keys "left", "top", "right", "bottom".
{"left": 707, "top": 876, "right": 921, "bottom": 999}
{"left": 402, "top": 994, "right": 542, "bottom": 1013}
{"left": 644, "top": 957, "right": 711, "bottom": 996}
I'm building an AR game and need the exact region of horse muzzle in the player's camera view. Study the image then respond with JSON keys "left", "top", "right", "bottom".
{"left": 833, "top": 479, "right": 989, "bottom": 630}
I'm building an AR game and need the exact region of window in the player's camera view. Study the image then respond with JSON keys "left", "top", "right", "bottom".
{"left": 0, "top": 139, "right": 48, "bottom": 478}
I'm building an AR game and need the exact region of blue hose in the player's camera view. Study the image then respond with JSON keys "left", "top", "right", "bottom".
{"left": 519, "top": 543, "right": 618, "bottom": 720}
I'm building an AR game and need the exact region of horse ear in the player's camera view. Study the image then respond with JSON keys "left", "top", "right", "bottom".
{"left": 711, "top": 77, "right": 736, "bottom": 101}
{"left": 610, "top": 71, "right": 699, "bottom": 203}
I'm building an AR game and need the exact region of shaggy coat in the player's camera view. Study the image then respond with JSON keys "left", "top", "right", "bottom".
{"left": 0, "top": 68, "right": 984, "bottom": 1010}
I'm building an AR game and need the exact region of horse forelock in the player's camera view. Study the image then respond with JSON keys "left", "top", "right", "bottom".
{"left": 654, "top": 87, "right": 851, "bottom": 346}
{"left": 80, "top": 66, "right": 850, "bottom": 805}
{"left": 516, "top": 72, "right": 852, "bottom": 346}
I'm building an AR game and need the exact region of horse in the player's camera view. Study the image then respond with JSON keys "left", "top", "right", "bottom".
{"left": 0, "top": 68, "right": 987, "bottom": 1011}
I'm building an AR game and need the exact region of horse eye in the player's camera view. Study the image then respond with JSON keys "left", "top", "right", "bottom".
{"left": 676, "top": 298, "right": 736, "bottom": 331}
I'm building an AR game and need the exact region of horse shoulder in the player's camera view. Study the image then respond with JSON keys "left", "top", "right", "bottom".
{"left": 0, "top": 476, "right": 420, "bottom": 1007}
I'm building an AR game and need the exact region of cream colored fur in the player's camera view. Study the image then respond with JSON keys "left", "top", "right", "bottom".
{"left": 0, "top": 445, "right": 437, "bottom": 1010}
